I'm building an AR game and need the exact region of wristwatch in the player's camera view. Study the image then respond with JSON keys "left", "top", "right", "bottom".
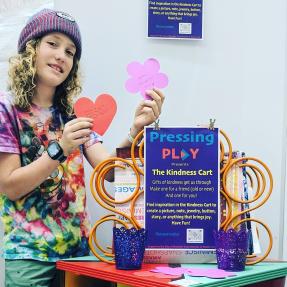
{"left": 47, "top": 141, "right": 67, "bottom": 163}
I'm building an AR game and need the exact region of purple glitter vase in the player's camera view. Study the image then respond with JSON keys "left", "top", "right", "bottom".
{"left": 113, "top": 227, "right": 147, "bottom": 270}
{"left": 214, "top": 228, "right": 249, "bottom": 271}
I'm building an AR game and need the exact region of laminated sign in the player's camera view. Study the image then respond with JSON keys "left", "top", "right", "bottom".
{"left": 148, "top": 0, "right": 204, "bottom": 39}
{"left": 144, "top": 127, "right": 219, "bottom": 263}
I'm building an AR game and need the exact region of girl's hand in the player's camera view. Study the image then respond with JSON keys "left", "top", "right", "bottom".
{"left": 59, "top": 117, "right": 93, "bottom": 156}
{"left": 130, "top": 88, "right": 165, "bottom": 137}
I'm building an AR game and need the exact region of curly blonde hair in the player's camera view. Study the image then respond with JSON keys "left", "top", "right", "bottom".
{"left": 8, "top": 38, "right": 82, "bottom": 115}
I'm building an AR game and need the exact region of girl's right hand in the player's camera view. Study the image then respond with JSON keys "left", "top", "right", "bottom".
{"left": 59, "top": 117, "right": 93, "bottom": 156}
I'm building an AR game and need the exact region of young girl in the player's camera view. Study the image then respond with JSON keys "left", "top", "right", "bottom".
{"left": 0, "top": 9, "right": 164, "bottom": 287}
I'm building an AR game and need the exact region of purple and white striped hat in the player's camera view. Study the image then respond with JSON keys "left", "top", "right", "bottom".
{"left": 18, "top": 9, "right": 82, "bottom": 59}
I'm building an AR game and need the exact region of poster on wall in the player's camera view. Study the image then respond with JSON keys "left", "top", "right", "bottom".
{"left": 144, "top": 127, "right": 219, "bottom": 253}
{"left": 148, "top": 0, "right": 203, "bottom": 39}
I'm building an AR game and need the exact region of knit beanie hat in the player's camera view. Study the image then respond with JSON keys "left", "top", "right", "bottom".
{"left": 18, "top": 9, "right": 82, "bottom": 59}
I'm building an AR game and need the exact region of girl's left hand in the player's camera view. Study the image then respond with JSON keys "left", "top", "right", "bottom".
{"left": 130, "top": 88, "right": 165, "bottom": 137}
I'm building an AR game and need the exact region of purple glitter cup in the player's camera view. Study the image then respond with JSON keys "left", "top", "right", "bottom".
{"left": 214, "top": 228, "right": 249, "bottom": 271}
{"left": 113, "top": 227, "right": 147, "bottom": 270}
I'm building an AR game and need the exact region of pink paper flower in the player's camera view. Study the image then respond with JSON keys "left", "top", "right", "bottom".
{"left": 125, "top": 58, "right": 168, "bottom": 100}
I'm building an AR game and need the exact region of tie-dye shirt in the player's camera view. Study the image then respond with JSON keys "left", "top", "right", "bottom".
{"left": 0, "top": 91, "right": 102, "bottom": 262}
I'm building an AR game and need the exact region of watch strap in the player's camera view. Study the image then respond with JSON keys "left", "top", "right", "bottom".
{"left": 47, "top": 141, "right": 67, "bottom": 163}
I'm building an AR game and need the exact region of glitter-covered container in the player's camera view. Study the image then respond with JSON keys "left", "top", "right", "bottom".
{"left": 113, "top": 227, "right": 147, "bottom": 270}
{"left": 214, "top": 228, "right": 249, "bottom": 271}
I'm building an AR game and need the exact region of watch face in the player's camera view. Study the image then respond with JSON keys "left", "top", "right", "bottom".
{"left": 48, "top": 142, "right": 61, "bottom": 157}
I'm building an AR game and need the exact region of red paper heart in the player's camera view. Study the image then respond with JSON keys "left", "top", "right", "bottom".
{"left": 74, "top": 94, "right": 117, "bottom": 135}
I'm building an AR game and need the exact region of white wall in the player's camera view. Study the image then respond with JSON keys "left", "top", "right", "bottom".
{"left": 54, "top": 0, "right": 287, "bottom": 260}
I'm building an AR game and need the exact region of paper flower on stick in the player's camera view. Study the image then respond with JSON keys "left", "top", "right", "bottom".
{"left": 125, "top": 58, "right": 168, "bottom": 100}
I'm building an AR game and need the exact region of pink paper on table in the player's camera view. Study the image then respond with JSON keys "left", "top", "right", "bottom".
{"left": 133, "top": 271, "right": 179, "bottom": 279}
{"left": 125, "top": 58, "right": 168, "bottom": 100}
{"left": 150, "top": 266, "right": 236, "bottom": 279}
{"left": 151, "top": 267, "right": 187, "bottom": 276}
{"left": 74, "top": 94, "right": 117, "bottom": 136}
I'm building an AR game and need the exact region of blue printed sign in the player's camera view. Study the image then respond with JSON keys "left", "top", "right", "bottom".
{"left": 144, "top": 127, "right": 219, "bottom": 250}
{"left": 148, "top": 0, "right": 203, "bottom": 39}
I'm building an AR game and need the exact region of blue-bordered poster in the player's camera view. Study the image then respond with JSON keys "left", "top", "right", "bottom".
{"left": 144, "top": 127, "right": 219, "bottom": 251}
{"left": 148, "top": 0, "right": 203, "bottom": 39}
